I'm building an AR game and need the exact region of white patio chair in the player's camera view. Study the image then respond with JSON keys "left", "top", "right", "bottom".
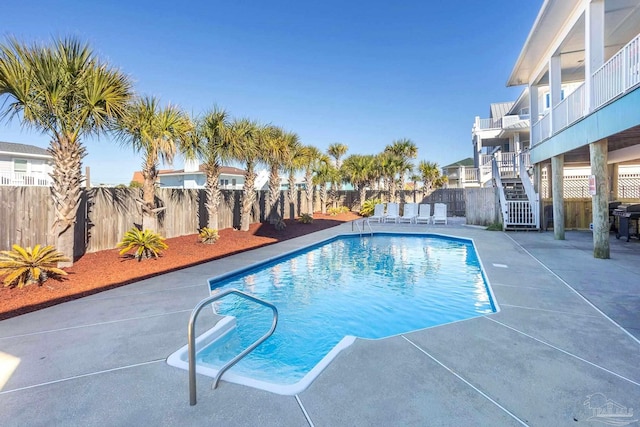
{"left": 416, "top": 204, "right": 431, "bottom": 224}
{"left": 368, "top": 203, "right": 385, "bottom": 223}
{"left": 384, "top": 202, "right": 400, "bottom": 223}
{"left": 398, "top": 203, "right": 418, "bottom": 224}
{"left": 432, "top": 203, "right": 448, "bottom": 224}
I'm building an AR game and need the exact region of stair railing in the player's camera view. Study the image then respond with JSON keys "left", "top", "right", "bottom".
{"left": 518, "top": 150, "right": 540, "bottom": 229}
{"left": 492, "top": 155, "right": 509, "bottom": 231}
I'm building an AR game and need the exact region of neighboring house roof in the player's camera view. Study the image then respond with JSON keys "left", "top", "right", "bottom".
{"left": 131, "top": 171, "right": 144, "bottom": 185}
{"left": 0, "top": 141, "right": 51, "bottom": 157}
{"left": 158, "top": 165, "right": 246, "bottom": 176}
{"left": 443, "top": 158, "right": 474, "bottom": 169}
{"left": 490, "top": 102, "right": 515, "bottom": 119}
{"left": 130, "top": 169, "right": 176, "bottom": 184}
{"left": 507, "top": 88, "right": 530, "bottom": 115}
{"left": 503, "top": 121, "right": 530, "bottom": 130}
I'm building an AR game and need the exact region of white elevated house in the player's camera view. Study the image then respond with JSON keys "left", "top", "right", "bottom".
{"left": 0, "top": 141, "right": 53, "bottom": 186}
{"left": 469, "top": 100, "right": 531, "bottom": 189}
{"left": 496, "top": 0, "right": 640, "bottom": 258}
{"left": 441, "top": 158, "right": 475, "bottom": 188}
{"left": 155, "top": 159, "right": 246, "bottom": 189}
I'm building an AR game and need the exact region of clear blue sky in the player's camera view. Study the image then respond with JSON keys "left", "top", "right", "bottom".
{"left": 1, "top": 1, "right": 542, "bottom": 185}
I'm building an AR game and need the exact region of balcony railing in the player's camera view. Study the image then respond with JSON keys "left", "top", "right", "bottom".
{"left": 476, "top": 114, "right": 530, "bottom": 131}
{"left": 551, "top": 83, "right": 585, "bottom": 133}
{"left": 479, "top": 154, "right": 493, "bottom": 166}
{"left": 0, "top": 171, "right": 52, "bottom": 186}
{"left": 477, "top": 118, "right": 501, "bottom": 130}
{"left": 464, "top": 167, "right": 478, "bottom": 182}
{"left": 532, "top": 31, "right": 640, "bottom": 146}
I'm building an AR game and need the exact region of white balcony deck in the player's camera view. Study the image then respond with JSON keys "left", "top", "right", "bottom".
{"left": 532, "top": 32, "right": 640, "bottom": 146}
{"left": 0, "top": 171, "right": 52, "bottom": 186}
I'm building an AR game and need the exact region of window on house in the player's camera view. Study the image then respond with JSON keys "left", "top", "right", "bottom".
{"left": 13, "top": 159, "right": 27, "bottom": 173}
{"left": 231, "top": 178, "right": 236, "bottom": 187}
{"left": 220, "top": 179, "right": 229, "bottom": 187}
{"left": 545, "top": 90, "right": 565, "bottom": 109}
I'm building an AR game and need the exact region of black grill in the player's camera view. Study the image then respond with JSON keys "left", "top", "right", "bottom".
{"left": 613, "top": 204, "right": 640, "bottom": 241}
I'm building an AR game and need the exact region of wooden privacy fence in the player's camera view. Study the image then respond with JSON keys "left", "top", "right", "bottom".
{"left": 465, "top": 188, "right": 500, "bottom": 226}
{"left": 1, "top": 186, "right": 471, "bottom": 255}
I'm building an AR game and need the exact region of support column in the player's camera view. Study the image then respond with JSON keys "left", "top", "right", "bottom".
{"left": 549, "top": 54, "right": 562, "bottom": 133}
{"left": 529, "top": 85, "right": 539, "bottom": 144}
{"left": 590, "top": 139, "right": 609, "bottom": 259}
{"left": 535, "top": 163, "right": 543, "bottom": 231}
{"left": 608, "top": 163, "right": 619, "bottom": 200}
{"left": 585, "top": 0, "right": 605, "bottom": 113}
{"left": 475, "top": 135, "right": 483, "bottom": 168}
{"left": 551, "top": 155, "right": 565, "bottom": 240}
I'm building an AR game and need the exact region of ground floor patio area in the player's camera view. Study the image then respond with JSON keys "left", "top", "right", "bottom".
{"left": 1, "top": 219, "right": 638, "bottom": 426}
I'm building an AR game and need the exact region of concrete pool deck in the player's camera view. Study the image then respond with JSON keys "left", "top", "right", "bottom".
{"left": 1, "top": 219, "right": 639, "bottom": 426}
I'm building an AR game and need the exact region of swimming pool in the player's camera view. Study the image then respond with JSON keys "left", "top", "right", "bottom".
{"left": 168, "top": 233, "right": 497, "bottom": 394}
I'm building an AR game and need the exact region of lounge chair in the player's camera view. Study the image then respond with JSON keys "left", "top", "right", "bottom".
{"left": 368, "top": 203, "right": 385, "bottom": 223}
{"left": 398, "top": 203, "right": 418, "bottom": 224}
{"left": 384, "top": 202, "right": 400, "bottom": 223}
{"left": 432, "top": 203, "right": 448, "bottom": 224}
{"left": 416, "top": 204, "right": 431, "bottom": 224}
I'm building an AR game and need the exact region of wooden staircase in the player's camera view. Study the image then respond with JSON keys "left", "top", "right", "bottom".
{"left": 501, "top": 178, "right": 538, "bottom": 231}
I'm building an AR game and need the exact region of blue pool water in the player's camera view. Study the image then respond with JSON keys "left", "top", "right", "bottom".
{"left": 191, "top": 233, "right": 495, "bottom": 392}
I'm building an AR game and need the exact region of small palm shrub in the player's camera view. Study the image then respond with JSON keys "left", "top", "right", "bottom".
{"left": 328, "top": 206, "right": 350, "bottom": 216}
{"left": 298, "top": 213, "right": 314, "bottom": 224}
{"left": 486, "top": 222, "right": 504, "bottom": 231}
{"left": 198, "top": 227, "right": 219, "bottom": 244}
{"left": 117, "top": 228, "right": 168, "bottom": 261}
{"left": 360, "top": 198, "right": 382, "bottom": 217}
{"left": 274, "top": 219, "right": 287, "bottom": 231}
{"left": 0, "top": 244, "right": 69, "bottom": 288}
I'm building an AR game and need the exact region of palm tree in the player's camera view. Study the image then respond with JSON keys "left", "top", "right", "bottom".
{"left": 327, "top": 143, "right": 348, "bottom": 205}
{"left": 301, "top": 145, "right": 322, "bottom": 215}
{"left": 409, "top": 173, "right": 421, "bottom": 202}
{"left": 260, "top": 126, "right": 291, "bottom": 224}
{"left": 0, "top": 37, "right": 132, "bottom": 266}
{"left": 313, "top": 155, "right": 335, "bottom": 214}
{"left": 228, "top": 118, "right": 260, "bottom": 232}
{"left": 385, "top": 138, "right": 418, "bottom": 200}
{"left": 284, "top": 138, "right": 309, "bottom": 220}
{"left": 342, "top": 154, "right": 375, "bottom": 210}
{"left": 327, "top": 143, "right": 348, "bottom": 170}
{"left": 116, "top": 96, "right": 192, "bottom": 231}
{"left": 418, "top": 160, "right": 447, "bottom": 197}
{"left": 378, "top": 152, "right": 403, "bottom": 203}
{"left": 186, "top": 107, "right": 233, "bottom": 231}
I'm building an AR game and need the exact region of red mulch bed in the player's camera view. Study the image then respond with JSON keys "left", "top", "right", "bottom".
{"left": 0, "top": 212, "right": 361, "bottom": 320}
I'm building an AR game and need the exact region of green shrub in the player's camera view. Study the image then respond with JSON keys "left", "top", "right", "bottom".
{"left": 198, "top": 227, "right": 220, "bottom": 244}
{"left": 485, "top": 222, "right": 504, "bottom": 231}
{"left": 360, "top": 198, "right": 382, "bottom": 217}
{"left": 0, "top": 244, "right": 69, "bottom": 288}
{"left": 129, "top": 180, "right": 143, "bottom": 188}
{"left": 327, "top": 206, "right": 350, "bottom": 216}
{"left": 298, "top": 213, "right": 314, "bottom": 224}
{"left": 117, "top": 228, "right": 168, "bottom": 261}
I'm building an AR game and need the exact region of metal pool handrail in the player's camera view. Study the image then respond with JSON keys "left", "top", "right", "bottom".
{"left": 351, "top": 218, "right": 373, "bottom": 236}
{"left": 188, "top": 288, "right": 278, "bottom": 406}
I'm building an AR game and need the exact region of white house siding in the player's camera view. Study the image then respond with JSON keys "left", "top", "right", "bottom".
{"left": 158, "top": 173, "right": 244, "bottom": 189}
